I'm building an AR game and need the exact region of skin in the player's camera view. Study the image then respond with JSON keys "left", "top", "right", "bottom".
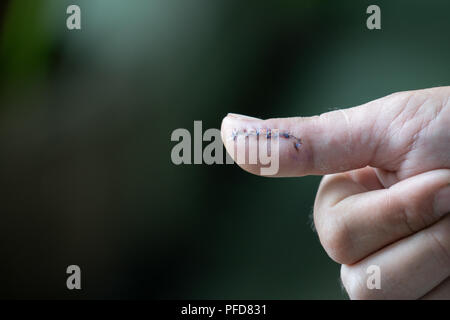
{"left": 221, "top": 86, "right": 450, "bottom": 300}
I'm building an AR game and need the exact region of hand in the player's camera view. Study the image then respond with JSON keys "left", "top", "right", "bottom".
{"left": 221, "top": 86, "right": 450, "bottom": 299}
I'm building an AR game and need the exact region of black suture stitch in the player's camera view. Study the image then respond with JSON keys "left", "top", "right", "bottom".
{"left": 231, "top": 128, "right": 302, "bottom": 151}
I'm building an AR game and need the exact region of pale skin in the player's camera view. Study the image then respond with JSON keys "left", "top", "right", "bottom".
{"left": 221, "top": 86, "right": 450, "bottom": 299}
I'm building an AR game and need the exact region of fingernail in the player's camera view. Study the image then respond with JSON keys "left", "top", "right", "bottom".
{"left": 434, "top": 185, "right": 450, "bottom": 217}
{"left": 227, "top": 113, "right": 261, "bottom": 121}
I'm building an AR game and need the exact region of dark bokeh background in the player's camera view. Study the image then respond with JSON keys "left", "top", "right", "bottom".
{"left": 0, "top": 0, "right": 449, "bottom": 299}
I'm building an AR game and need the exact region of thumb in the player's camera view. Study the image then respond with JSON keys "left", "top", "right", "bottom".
{"left": 221, "top": 88, "right": 432, "bottom": 177}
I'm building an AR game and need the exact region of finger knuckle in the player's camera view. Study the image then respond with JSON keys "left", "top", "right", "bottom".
{"left": 341, "top": 265, "right": 380, "bottom": 300}
{"left": 316, "top": 214, "right": 354, "bottom": 264}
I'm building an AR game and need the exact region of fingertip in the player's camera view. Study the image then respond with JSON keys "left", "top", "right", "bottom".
{"left": 220, "top": 113, "right": 314, "bottom": 177}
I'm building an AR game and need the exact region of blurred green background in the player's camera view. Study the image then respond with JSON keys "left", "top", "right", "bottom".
{"left": 0, "top": 0, "right": 449, "bottom": 299}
